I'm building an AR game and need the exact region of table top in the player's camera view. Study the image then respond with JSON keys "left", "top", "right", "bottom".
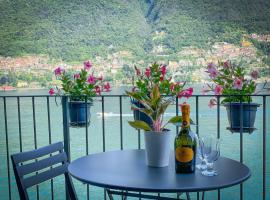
{"left": 68, "top": 149, "right": 251, "bottom": 193}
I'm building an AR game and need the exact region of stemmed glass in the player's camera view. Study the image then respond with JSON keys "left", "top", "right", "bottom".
{"left": 201, "top": 136, "right": 221, "bottom": 176}
{"left": 196, "top": 137, "right": 207, "bottom": 170}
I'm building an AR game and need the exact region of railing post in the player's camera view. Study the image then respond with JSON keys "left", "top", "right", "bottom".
{"left": 62, "top": 96, "right": 71, "bottom": 200}
{"left": 62, "top": 96, "right": 71, "bottom": 161}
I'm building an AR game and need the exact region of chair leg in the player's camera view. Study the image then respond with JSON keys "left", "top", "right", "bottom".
{"left": 201, "top": 191, "right": 205, "bottom": 200}
{"left": 106, "top": 189, "right": 114, "bottom": 200}
{"left": 186, "top": 192, "right": 191, "bottom": 200}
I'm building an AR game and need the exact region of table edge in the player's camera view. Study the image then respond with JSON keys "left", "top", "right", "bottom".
{"left": 68, "top": 150, "right": 251, "bottom": 193}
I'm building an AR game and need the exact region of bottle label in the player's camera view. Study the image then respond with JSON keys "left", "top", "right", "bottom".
{"left": 175, "top": 147, "right": 194, "bottom": 163}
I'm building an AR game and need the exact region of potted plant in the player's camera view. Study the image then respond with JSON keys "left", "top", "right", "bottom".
{"left": 204, "top": 60, "right": 268, "bottom": 132}
{"left": 126, "top": 62, "right": 193, "bottom": 167}
{"left": 49, "top": 61, "right": 110, "bottom": 127}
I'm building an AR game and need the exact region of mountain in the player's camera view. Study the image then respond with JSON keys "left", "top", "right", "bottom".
{"left": 0, "top": 0, "right": 269, "bottom": 63}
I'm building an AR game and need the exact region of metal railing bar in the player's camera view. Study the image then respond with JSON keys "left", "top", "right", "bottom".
{"left": 120, "top": 96, "right": 123, "bottom": 150}
{"left": 239, "top": 96, "right": 243, "bottom": 200}
{"left": 61, "top": 96, "right": 71, "bottom": 200}
{"left": 176, "top": 97, "right": 179, "bottom": 134}
{"left": 1, "top": 94, "right": 270, "bottom": 98}
{"left": 17, "top": 97, "right": 22, "bottom": 153}
{"left": 262, "top": 96, "right": 266, "bottom": 200}
{"left": 102, "top": 96, "right": 105, "bottom": 152}
{"left": 0, "top": 94, "right": 269, "bottom": 200}
{"left": 101, "top": 96, "right": 107, "bottom": 200}
{"left": 85, "top": 97, "right": 90, "bottom": 200}
{"left": 3, "top": 97, "right": 11, "bottom": 200}
{"left": 137, "top": 127, "right": 141, "bottom": 200}
{"left": 32, "top": 97, "right": 40, "bottom": 200}
{"left": 217, "top": 96, "right": 221, "bottom": 200}
{"left": 195, "top": 96, "right": 199, "bottom": 200}
{"left": 46, "top": 97, "right": 54, "bottom": 200}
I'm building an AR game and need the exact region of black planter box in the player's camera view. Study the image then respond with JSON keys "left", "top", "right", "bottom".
{"left": 224, "top": 102, "right": 260, "bottom": 133}
{"left": 68, "top": 101, "right": 92, "bottom": 127}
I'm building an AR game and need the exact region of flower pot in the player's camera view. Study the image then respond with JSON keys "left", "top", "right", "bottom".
{"left": 224, "top": 102, "right": 260, "bottom": 133}
{"left": 131, "top": 99, "right": 152, "bottom": 126}
{"left": 144, "top": 130, "right": 171, "bottom": 167}
{"left": 68, "top": 101, "right": 92, "bottom": 127}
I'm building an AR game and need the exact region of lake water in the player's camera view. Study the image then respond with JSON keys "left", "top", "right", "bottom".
{"left": 0, "top": 87, "right": 269, "bottom": 200}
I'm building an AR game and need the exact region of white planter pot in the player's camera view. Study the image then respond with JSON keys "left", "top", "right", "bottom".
{"left": 144, "top": 130, "right": 171, "bottom": 167}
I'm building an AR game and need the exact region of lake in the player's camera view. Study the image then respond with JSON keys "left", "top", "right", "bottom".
{"left": 0, "top": 86, "right": 269, "bottom": 200}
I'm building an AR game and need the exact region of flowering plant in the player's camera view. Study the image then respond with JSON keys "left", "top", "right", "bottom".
{"left": 49, "top": 61, "right": 110, "bottom": 101}
{"left": 126, "top": 62, "right": 193, "bottom": 132}
{"left": 204, "top": 60, "right": 268, "bottom": 107}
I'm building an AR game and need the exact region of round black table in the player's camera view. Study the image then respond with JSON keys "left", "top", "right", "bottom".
{"left": 68, "top": 150, "right": 251, "bottom": 199}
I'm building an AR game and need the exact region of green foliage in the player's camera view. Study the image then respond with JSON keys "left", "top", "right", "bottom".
{"left": 0, "top": 0, "right": 269, "bottom": 62}
{"left": 126, "top": 62, "right": 193, "bottom": 132}
{"left": 205, "top": 61, "right": 260, "bottom": 103}
{"left": 53, "top": 63, "right": 110, "bottom": 101}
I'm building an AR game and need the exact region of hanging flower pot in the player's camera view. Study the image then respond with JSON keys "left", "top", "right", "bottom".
{"left": 202, "top": 60, "right": 269, "bottom": 133}
{"left": 68, "top": 101, "right": 93, "bottom": 127}
{"left": 224, "top": 102, "right": 260, "bottom": 133}
{"left": 50, "top": 60, "right": 111, "bottom": 128}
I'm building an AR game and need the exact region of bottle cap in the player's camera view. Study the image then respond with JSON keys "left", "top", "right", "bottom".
{"left": 181, "top": 103, "right": 190, "bottom": 115}
{"left": 181, "top": 103, "right": 190, "bottom": 127}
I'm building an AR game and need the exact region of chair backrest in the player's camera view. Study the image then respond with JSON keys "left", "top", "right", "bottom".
{"left": 11, "top": 142, "right": 78, "bottom": 200}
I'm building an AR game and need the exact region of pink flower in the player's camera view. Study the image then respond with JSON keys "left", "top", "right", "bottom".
{"left": 98, "top": 75, "right": 104, "bottom": 81}
{"left": 251, "top": 70, "right": 259, "bottom": 80}
{"left": 209, "top": 68, "right": 218, "bottom": 79}
{"left": 170, "top": 83, "right": 175, "bottom": 91}
{"left": 145, "top": 68, "right": 151, "bottom": 77}
{"left": 84, "top": 60, "right": 92, "bottom": 70}
{"left": 73, "top": 73, "right": 80, "bottom": 79}
{"left": 160, "top": 65, "right": 167, "bottom": 76}
{"left": 214, "top": 85, "right": 223, "bottom": 95}
{"left": 223, "top": 61, "right": 230, "bottom": 69}
{"left": 49, "top": 88, "right": 55, "bottom": 96}
{"left": 87, "top": 75, "right": 96, "bottom": 84}
{"left": 178, "top": 87, "right": 193, "bottom": 99}
{"left": 208, "top": 98, "right": 217, "bottom": 108}
{"left": 207, "top": 63, "right": 217, "bottom": 72}
{"left": 160, "top": 75, "right": 164, "bottom": 81}
{"left": 103, "top": 82, "right": 111, "bottom": 92}
{"left": 54, "top": 67, "right": 64, "bottom": 76}
{"left": 95, "top": 86, "right": 101, "bottom": 95}
{"left": 233, "top": 78, "right": 243, "bottom": 90}
{"left": 135, "top": 66, "right": 141, "bottom": 76}
{"left": 206, "top": 63, "right": 218, "bottom": 79}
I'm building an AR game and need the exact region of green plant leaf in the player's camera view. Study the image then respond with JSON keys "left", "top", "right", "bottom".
{"left": 168, "top": 116, "right": 195, "bottom": 124}
{"left": 151, "top": 84, "right": 160, "bottom": 102}
{"left": 126, "top": 91, "right": 142, "bottom": 102}
{"left": 128, "top": 120, "right": 152, "bottom": 131}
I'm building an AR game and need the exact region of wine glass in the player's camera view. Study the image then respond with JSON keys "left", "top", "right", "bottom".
{"left": 201, "top": 137, "right": 221, "bottom": 176}
{"left": 196, "top": 137, "right": 207, "bottom": 170}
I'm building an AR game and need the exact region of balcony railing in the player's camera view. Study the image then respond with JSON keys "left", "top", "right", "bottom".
{"left": 0, "top": 94, "right": 269, "bottom": 200}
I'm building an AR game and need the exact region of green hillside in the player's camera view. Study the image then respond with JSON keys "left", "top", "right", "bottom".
{"left": 0, "top": 0, "right": 269, "bottom": 62}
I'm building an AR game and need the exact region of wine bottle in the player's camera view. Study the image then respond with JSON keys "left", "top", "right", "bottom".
{"left": 175, "top": 103, "right": 197, "bottom": 173}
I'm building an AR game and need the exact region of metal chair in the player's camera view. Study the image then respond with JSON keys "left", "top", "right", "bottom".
{"left": 11, "top": 142, "right": 78, "bottom": 200}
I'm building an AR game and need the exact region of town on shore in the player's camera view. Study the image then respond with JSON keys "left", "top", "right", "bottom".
{"left": 1, "top": 38, "right": 270, "bottom": 91}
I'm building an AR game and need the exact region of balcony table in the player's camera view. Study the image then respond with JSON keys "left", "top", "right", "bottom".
{"left": 68, "top": 149, "right": 251, "bottom": 200}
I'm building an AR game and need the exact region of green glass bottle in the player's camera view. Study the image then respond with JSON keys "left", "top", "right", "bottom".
{"left": 175, "top": 103, "right": 197, "bottom": 173}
